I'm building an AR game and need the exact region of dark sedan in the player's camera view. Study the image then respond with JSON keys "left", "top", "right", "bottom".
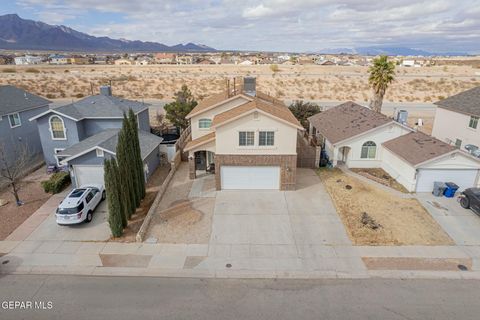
{"left": 459, "top": 188, "right": 480, "bottom": 216}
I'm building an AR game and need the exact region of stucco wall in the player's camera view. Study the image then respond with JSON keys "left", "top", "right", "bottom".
{"left": 432, "top": 108, "right": 479, "bottom": 149}
{"left": 137, "top": 109, "right": 151, "bottom": 132}
{"left": 0, "top": 106, "right": 48, "bottom": 167}
{"left": 143, "top": 146, "right": 161, "bottom": 180}
{"left": 83, "top": 118, "right": 122, "bottom": 136}
{"left": 190, "top": 96, "right": 250, "bottom": 140}
{"left": 381, "top": 148, "right": 417, "bottom": 192}
{"left": 215, "top": 112, "right": 297, "bottom": 155}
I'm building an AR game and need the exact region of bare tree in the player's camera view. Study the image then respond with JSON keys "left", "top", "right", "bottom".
{"left": 0, "top": 141, "right": 32, "bottom": 206}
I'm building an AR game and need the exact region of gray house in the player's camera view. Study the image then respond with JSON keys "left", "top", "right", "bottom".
{"left": 0, "top": 85, "right": 51, "bottom": 167}
{"left": 30, "top": 87, "right": 163, "bottom": 187}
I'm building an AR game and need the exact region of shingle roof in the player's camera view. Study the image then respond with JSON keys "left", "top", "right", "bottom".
{"left": 382, "top": 131, "right": 456, "bottom": 166}
{"left": 211, "top": 98, "right": 302, "bottom": 129}
{"left": 186, "top": 87, "right": 242, "bottom": 118}
{"left": 0, "top": 85, "right": 51, "bottom": 116}
{"left": 184, "top": 132, "right": 216, "bottom": 151}
{"left": 59, "top": 129, "right": 163, "bottom": 161}
{"left": 308, "top": 101, "right": 393, "bottom": 144}
{"left": 434, "top": 86, "right": 480, "bottom": 117}
{"left": 33, "top": 95, "right": 148, "bottom": 121}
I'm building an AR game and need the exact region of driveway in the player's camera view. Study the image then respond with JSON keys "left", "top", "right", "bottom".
{"left": 416, "top": 193, "right": 480, "bottom": 245}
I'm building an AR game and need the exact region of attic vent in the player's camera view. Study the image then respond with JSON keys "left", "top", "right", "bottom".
{"left": 253, "top": 111, "right": 259, "bottom": 120}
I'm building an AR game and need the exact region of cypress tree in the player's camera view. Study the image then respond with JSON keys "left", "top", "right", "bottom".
{"left": 104, "top": 159, "right": 123, "bottom": 237}
{"left": 128, "top": 109, "right": 145, "bottom": 200}
{"left": 116, "top": 117, "right": 136, "bottom": 218}
{"left": 126, "top": 112, "right": 141, "bottom": 206}
{"left": 112, "top": 158, "right": 127, "bottom": 228}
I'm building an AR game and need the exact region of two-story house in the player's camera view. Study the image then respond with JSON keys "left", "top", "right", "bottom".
{"left": 29, "top": 86, "right": 163, "bottom": 187}
{"left": 184, "top": 77, "right": 304, "bottom": 190}
{"left": 432, "top": 86, "right": 480, "bottom": 150}
{"left": 0, "top": 85, "right": 51, "bottom": 167}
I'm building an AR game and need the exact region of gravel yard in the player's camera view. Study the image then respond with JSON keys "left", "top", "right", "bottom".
{"left": 318, "top": 168, "right": 454, "bottom": 246}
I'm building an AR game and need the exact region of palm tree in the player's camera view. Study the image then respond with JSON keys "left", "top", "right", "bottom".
{"left": 368, "top": 55, "right": 395, "bottom": 113}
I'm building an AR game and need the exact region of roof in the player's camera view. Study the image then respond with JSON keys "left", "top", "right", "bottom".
{"left": 186, "top": 90, "right": 238, "bottom": 118}
{"left": 382, "top": 131, "right": 456, "bottom": 166}
{"left": 30, "top": 95, "right": 149, "bottom": 121}
{"left": 308, "top": 101, "right": 394, "bottom": 144}
{"left": 0, "top": 85, "right": 51, "bottom": 116}
{"left": 184, "top": 132, "right": 216, "bottom": 151}
{"left": 211, "top": 98, "right": 303, "bottom": 129}
{"left": 58, "top": 129, "right": 163, "bottom": 162}
{"left": 434, "top": 86, "right": 480, "bottom": 117}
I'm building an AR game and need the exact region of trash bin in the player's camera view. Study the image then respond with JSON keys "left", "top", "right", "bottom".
{"left": 443, "top": 182, "right": 459, "bottom": 198}
{"left": 432, "top": 181, "right": 446, "bottom": 197}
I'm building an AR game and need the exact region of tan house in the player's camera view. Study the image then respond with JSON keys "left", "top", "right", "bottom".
{"left": 155, "top": 53, "right": 176, "bottom": 64}
{"left": 184, "top": 77, "right": 304, "bottom": 190}
{"left": 432, "top": 86, "right": 480, "bottom": 150}
{"left": 114, "top": 58, "right": 133, "bottom": 65}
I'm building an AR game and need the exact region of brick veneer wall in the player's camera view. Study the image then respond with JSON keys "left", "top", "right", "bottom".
{"left": 214, "top": 154, "right": 297, "bottom": 190}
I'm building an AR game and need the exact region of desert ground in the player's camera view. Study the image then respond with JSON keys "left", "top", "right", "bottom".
{"left": 1, "top": 64, "right": 479, "bottom": 103}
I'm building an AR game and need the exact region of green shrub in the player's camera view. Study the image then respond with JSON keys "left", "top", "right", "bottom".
{"left": 41, "top": 172, "right": 71, "bottom": 194}
{"left": 25, "top": 68, "right": 40, "bottom": 73}
{"left": 2, "top": 68, "right": 16, "bottom": 73}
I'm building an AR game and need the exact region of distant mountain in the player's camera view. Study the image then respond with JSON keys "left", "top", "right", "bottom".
{"left": 319, "top": 46, "right": 468, "bottom": 56}
{"left": 0, "top": 14, "right": 215, "bottom": 52}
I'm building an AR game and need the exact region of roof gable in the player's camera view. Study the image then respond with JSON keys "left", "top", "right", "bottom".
{"left": 434, "top": 86, "right": 480, "bottom": 117}
{"left": 0, "top": 85, "right": 51, "bottom": 116}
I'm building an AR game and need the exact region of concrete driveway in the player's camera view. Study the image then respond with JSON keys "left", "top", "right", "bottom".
{"left": 417, "top": 193, "right": 480, "bottom": 245}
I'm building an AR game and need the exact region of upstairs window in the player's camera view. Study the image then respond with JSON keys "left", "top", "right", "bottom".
{"left": 239, "top": 131, "right": 254, "bottom": 146}
{"left": 361, "top": 141, "right": 376, "bottom": 159}
{"left": 198, "top": 118, "right": 212, "bottom": 129}
{"left": 259, "top": 131, "right": 275, "bottom": 146}
{"left": 50, "top": 116, "right": 66, "bottom": 139}
{"left": 469, "top": 116, "right": 479, "bottom": 129}
{"left": 8, "top": 113, "right": 21, "bottom": 128}
{"left": 96, "top": 149, "right": 104, "bottom": 157}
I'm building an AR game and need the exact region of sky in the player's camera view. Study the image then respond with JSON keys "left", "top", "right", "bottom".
{"left": 1, "top": 0, "right": 480, "bottom": 53}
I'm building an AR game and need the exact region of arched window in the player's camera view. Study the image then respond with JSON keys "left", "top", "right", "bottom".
{"left": 361, "top": 141, "right": 376, "bottom": 159}
{"left": 50, "top": 116, "right": 66, "bottom": 140}
{"left": 198, "top": 118, "right": 212, "bottom": 129}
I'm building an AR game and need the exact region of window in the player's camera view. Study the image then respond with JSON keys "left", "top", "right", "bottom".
{"left": 50, "top": 116, "right": 66, "bottom": 139}
{"left": 239, "top": 131, "right": 254, "bottom": 146}
{"left": 455, "top": 139, "right": 462, "bottom": 148}
{"left": 96, "top": 149, "right": 104, "bottom": 157}
{"left": 259, "top": 131, "right": 275, "bottom": 146}
{"left": 198, "top": 118, "right": 212, "bottom": 129}
{"left": 361, "top": 141, "right": 376, "bottom": 159}
{"left": 469, "top": 116, "right": 479, "bottom": 129}
{"left": 85, "top": 192, "right": 94, "bottom": 204}
{"left": 8, "top": 113, "right": 21, "bottom": 128}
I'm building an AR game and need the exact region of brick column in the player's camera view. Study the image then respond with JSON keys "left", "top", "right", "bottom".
{"left": 188, "top": 156, "right": 196, "bottom": 179}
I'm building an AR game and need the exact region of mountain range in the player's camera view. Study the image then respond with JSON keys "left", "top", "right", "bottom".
{"left": 0, "top": 14, "right": 215, "bottom": 52}
{"left": 320, "top": 46, "right": 467, "bottom": 56}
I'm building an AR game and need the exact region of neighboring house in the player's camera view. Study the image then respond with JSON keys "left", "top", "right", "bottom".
{"left": 50, "top": 55, "right": 71, "bottom": 65}
{"left": 114, "top": 58, "right": 133, "bottom": 65}
{"left": 29, "top": 86, "right": 162, "bottom": 187}
{"left": 432, "top": 86, "right": 480, "bottom": 150}
{"left": 0, "top": 85, "right": 51, "bottom": 166}
{"left": 308, "top": 102, "right": 480, "bottom": 192}
{"left": 14, "top": 55, "right": 43, "bottom": 65}
{"left": 155, "top": 53, "right": 176, "bottom": 64}
{"left": 184, "top": 77, "right": 304, "bottom": 190}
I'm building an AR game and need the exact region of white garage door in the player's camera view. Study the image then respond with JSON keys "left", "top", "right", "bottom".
{"left": 416, "top": 169, "right": 478, "bottom": 192}
{"left": 221, "top": 166, "right": 280, "bottom": 190}
{"left": 74, "top": 165, "right": 105, "bottom": 187}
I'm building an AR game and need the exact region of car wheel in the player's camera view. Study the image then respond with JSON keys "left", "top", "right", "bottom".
{"left": 85, "top": 211, "right": 93, "bottom": 223}
{"left": 102, "top": 191, "right": 106, "bottom": 201}
{"left": 460, "top": 196, "right": 470, "bottom": 209}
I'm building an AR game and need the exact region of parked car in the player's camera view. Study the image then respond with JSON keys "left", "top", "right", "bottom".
{"left": 56, "top": 185, "right": 106, "bottom": 225}
{"left": 458, "top": 187, "right": 480, "bottom": 216}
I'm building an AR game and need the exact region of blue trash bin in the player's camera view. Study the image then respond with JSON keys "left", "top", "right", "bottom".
{"left": 443, "top": 182, "right": 459, "bottom": 198}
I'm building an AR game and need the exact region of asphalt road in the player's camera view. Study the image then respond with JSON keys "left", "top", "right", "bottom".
{"left": 0, "top": 275, "right": 479, "bottom": 320}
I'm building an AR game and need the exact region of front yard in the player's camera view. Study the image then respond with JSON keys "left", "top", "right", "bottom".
{"left": 318, "top": 168, "right": 453, "bottom": 246}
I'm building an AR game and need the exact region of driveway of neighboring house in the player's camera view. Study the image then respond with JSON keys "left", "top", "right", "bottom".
{"left": 416, "top": 193, "right": 480, "bottom": 245}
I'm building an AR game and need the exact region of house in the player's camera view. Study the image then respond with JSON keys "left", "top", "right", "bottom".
{"left": 155, "top": 53, "right": 176, "bottom": 64}
{"left": 135, "top": 57, "right": 152, "bottom": 65}
{"left": 29, "top": 86, "right": 163, "bottom": 187}
{"left": 70, "top": 56, "right": 90, "bottom": 65}
{"left": 14, "top": 55, "right": 43, "bottom": 65}
{"left": 184, "top": 77, "right": 304, "bottom": 190}
{"left": 50, "top": 55, "right": 72, "bottom": 65}
{"left": 0, "top": 85, "right": 51, "bottom": 166}
{"left": 308, "top": 102, "right": 480, "bottom": 192}
{"left": 432, "top": 87, "right": 480, "bottom": 150}
{"left": 114, "top": 58, "right": 133, "bottom": 66}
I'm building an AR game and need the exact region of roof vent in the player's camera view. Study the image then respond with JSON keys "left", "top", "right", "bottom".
{"left": 100, "top": 85, "right": 112, "bottom": 96}
{"left": 243, "top": 76, "right": 256, "bottom": 97}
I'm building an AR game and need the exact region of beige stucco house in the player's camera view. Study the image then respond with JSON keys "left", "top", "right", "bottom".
{"left": 432, "top": 86, "right": 480, "bottom": 150}
{"left": 309, "top": 102, "right": 480, "bottom": 192}
{"left": 184, "top": 77, "right": 304, "bottom": 190}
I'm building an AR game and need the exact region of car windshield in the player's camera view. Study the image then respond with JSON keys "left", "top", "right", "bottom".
{"left": 58, "top": 202, "right": 84, "bottom": 215}
{"left": 70, "top": 189, "right": 86, "bottom": 198}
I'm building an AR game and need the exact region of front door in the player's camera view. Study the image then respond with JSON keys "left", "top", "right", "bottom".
{"left": 195, "top": 151, "right": 206, "bottom": 170}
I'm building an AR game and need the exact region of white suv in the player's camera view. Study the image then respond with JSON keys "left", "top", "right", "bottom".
{"left": 56, "top": 184, "right": 105, "bottom": 225}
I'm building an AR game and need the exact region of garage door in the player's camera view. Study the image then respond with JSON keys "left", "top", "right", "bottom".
{"left": 221, "top": 166, "right": 280, "bottom": 190}
{"left": 74, "top": 165, "right": 105, "bottom": 188}
{"left": 416, "top": 169, "right": 478, "bottom": 192}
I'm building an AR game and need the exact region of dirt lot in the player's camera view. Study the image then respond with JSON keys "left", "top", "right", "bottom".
{"left": 0, "top": 166, "right": 52, "bottom": 240}
{"left": 351, "top": 168, "right": 409, "bottom": 193}
{"left": 318, "top": 168, "right": 453, "bottom": 246}
{"left": 1, "top": 64, "right": 479, "bottom": 103}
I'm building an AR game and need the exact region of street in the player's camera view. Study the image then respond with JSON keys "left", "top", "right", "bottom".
{"left": 0, "top": 275, "right": 479, "bottom": 320}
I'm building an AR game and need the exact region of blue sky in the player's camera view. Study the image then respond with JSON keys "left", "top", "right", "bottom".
{"left": 2, "top": 1, "right": 479, "bottom": 53}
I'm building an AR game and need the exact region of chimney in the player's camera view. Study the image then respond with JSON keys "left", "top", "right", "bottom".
{"left": 99, "top": 85, "right": 112, "bottom": 96}
{"left": 243, "top": 76, "right": 256, "bottom": 97}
